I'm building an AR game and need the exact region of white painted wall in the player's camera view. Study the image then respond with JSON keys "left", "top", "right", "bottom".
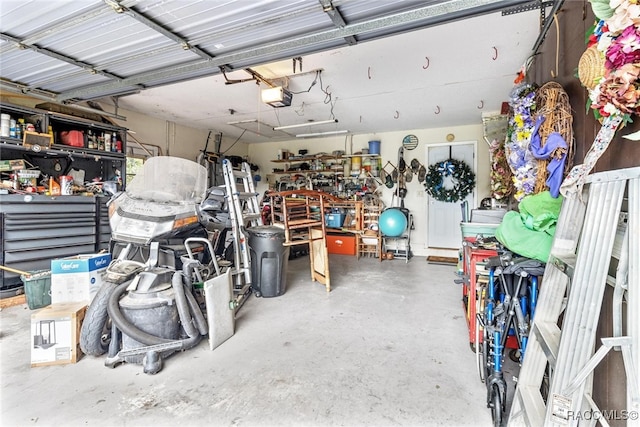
{"left": 109, "top": 107, "right": 250, "bottom": 161}
{"left": 248, "top": 124, "right": 490, "bottom": 258}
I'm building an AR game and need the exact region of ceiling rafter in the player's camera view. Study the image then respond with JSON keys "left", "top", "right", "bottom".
{"left": 54, "top": 0, "right": 525, "bottom": 102}
{"left": 0, "top": 32, "right": 130, "bottom": 85}
{"left": 103, "top": 0, "right": 216, "bottom": 61}
{"left": 319, "top": 0, "right": 357, "bottom": 46}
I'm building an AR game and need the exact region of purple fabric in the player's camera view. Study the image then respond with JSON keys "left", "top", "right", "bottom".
{"left": 530, "top": 116, "right": 568, "bottom": 198}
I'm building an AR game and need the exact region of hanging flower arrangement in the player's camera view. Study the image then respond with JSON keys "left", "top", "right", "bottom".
{"left": 562, "top": 0, "right": 640, "bottom": 197}
{"left": 505, "top": 82, "right": 539, "bottom": 201}
{"left": 489, "top": 137, "right": 513, "bottom": 200}
{"left": 423, "top": 158, "right": 475, "bottom": 203}
{"left": 583, "top": 0, "right": 640, "bottom": 124}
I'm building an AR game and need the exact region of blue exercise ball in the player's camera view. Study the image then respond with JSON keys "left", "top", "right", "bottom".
{"left": 379, "top": 208, "right": 407, "bottom": 237}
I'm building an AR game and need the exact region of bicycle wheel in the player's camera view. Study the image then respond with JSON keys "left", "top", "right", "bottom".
{"left": 491, "top": 387, "right": 502, "bottom": 427}
{"left": 491, "top": 385, "right": 503, "bottom": 427}
{"left": 476, "top": 328, "right": 484, "bottom": 383}
{"left": 483, "top": 332, "right": 491, "bottom": 387}
{"left": 476, "top": 285, "right": 487, "bottom": 383}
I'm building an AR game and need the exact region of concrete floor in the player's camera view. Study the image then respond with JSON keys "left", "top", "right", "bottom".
{"left": 1, "top": 255, "right": 499, "bottom": 427}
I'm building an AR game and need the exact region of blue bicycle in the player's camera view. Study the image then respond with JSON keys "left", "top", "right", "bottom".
{"left": 480, "top": 253, "right": 544, "bottom": 426}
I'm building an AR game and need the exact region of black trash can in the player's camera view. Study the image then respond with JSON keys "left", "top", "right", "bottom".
{"left": 247, "top": 226, "right": 290, "bottom": 297}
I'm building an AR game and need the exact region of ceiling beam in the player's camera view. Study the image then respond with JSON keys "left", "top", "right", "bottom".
{"left": 56, "top": 0, "right": 526, "bottom": 102}
{"left": 103, "top": 0, "right": 215, "bottom": 61}
{"left": 0, "top": 81, "right": 127, "bottom": 120}
{"left": 319, "top": 0, "right": 357, "bottom": 46}
{"left": 0, "top": 32, "right": 127, "bottom": 84}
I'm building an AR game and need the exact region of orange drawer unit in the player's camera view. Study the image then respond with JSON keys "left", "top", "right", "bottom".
{"left": 327, "top": 234, "right": 356, "bottom": 255}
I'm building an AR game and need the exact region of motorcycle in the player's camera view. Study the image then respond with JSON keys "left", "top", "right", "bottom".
{"left": 80, "top": 156, "right": 236, "bottom": 374}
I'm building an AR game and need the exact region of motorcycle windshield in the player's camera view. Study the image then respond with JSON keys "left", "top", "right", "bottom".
{"left": 126, "top": 156, "right": 208, "bottom": 204}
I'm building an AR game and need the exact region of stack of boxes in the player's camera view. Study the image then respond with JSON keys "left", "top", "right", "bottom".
{"left": 29, "top": 253, "right": 110, "bottom": 367}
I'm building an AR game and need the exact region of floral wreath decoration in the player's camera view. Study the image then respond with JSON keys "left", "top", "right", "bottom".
{"left": 561, "top": 0, "right": 640, "bottom": 197}
{"left": 582, "top": 0, "right": 640, "bottom": 125}
{"left": 505, "top": 82, "right": 539, "bottom": 201}
{"left": 423, "top": 158, "right": 476, "bottom": 203}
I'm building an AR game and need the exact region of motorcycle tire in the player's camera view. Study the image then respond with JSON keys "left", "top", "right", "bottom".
{"left": 80, "top": 280, "right": 119, "bottom": 356}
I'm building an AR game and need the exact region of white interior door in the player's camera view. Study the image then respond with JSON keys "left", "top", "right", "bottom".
{"left": 426, "top": 142, "right": 476, "bottom": 249}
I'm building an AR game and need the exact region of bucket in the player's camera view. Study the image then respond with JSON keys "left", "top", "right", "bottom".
{"left": 0, "top": 114, "right": 10, "bottom": 137}
{"left": 343, "top": 160, "right": 351, "bottom": 176}
{"left": 368, "top": 140, "right": 381, "bottom": 155}
{"left": 362, "top": 156, "right": 371, "bottom": 173}
{"left": 21, "top": 270, "right": 52, "bottom": 310}
{"left": 351, "top": 156, "right": 361, "bottom": 177}
{"left": 60, "top": 175, "right": 73, "bottom": 195}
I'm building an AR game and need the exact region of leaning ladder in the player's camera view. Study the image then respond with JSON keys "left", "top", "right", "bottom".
{"left": 508, "top": 166, "right": 640, "bottom": 427}
{"left": 222, "top": 159, "right": 262, "bottom": 291}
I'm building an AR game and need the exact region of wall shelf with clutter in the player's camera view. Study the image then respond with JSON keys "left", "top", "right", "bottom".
{"left": 267, "top": 150, "right": 382, "bottom": 197}
{"left": 47, "top": 111, "right": 126, "bottom": 157}
{"left": 0, "top": 102, "right": 127, "bottom": 196}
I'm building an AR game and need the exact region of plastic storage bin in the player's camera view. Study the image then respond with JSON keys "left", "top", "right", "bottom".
{"left": 460, "top": 222, "right": 499, "bottom": 239}
{"left": 247, "top": 226, "right": 290, "bottom": 298}
{"left": 21, "top": 270, "right": 52, "bottom": 310}
{"left": 325, "top": 213, "right": 346, "bottom": 228}
{"left": 470, "top": 209, "right": 507, "bottom": 224}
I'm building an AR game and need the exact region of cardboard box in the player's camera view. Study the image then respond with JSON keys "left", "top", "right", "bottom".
{"left": 50, "top": 253, "right": 111, "bottom": 304}
{"left": 0, "top": 159, "right": 26, "bottom": 172}
{"left": 327, "top": 234, "right": 356, "bottom": 255}
{"left": 31, "top": 302, "right": 87, "bottom": 367}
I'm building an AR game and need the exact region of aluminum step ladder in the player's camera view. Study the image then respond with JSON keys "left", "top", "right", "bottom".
{"left": 222, "top": 159, "right": 262, "bottom": 292}
{"left": 508, "top": 166, "right": 640, "bottom": 427}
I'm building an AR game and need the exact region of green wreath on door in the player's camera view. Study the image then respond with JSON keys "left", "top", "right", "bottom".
{"left": 424, "top": 158, "right": 476, "bottom": 203}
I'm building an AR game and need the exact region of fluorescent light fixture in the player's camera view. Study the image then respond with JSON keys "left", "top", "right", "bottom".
{"left": 228, "top": 119, "right": 291, "bottom": 138}
{"left": 296, "top": 130, "right": 349, "bottom": 138}
{"left": 273, "top": 119, "right": 338, "bottom": 131}
{"left": 261, "top": 86, "right": 292, "bottom": 107}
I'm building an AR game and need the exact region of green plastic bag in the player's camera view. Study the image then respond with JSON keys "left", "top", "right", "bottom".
{"left": 495, "top": 191, "right": 563, "bottom": 262}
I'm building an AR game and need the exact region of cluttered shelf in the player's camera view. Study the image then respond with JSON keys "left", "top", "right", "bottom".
{"left": 1, "top": 139, "right": 125, "bottom": 161}
{"left": 1, "top": 102, "right": 127, "bottom": 196}
{"left": 271, "top": 153, "right": 381, "bottom": 163}
{"left": 268, "top": 150, "right": 383, "bottom": 198}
